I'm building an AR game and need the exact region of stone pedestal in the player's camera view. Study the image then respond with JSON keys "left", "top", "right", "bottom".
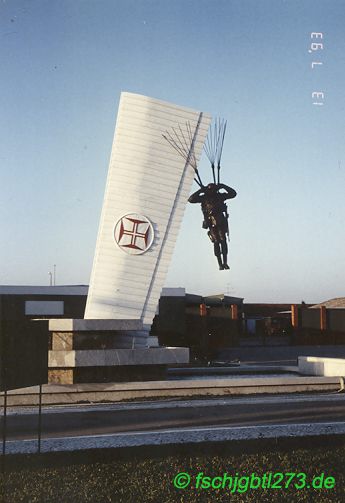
{"left": 48, "top": 319, "right": 189, "bottom": 384}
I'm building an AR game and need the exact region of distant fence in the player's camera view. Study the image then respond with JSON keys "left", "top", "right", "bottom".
{"left": 291, "top": 306, "right": 345, "bottom": 345}
{"left": 328, "top": 309, "right": 345, "bottom": 332}
{"left": 300, "top": 308, "right": 320, "bottom": 330}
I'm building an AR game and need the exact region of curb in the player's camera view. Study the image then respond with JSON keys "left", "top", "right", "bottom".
{"left": 3, "top": 422, "right": 345, "bottom": 455}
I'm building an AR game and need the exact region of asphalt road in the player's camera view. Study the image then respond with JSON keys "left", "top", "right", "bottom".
{"left": 2, "top": 393, "right": 345, "bottom": 441}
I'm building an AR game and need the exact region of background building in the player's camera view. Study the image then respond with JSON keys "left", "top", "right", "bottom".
{"left": 0, "top": 285, "right": 88, "bottom": 321}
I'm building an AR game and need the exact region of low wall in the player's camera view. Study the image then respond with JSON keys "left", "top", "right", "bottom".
{"left": 299, "top": 356, "right": 345, "bottom": 377}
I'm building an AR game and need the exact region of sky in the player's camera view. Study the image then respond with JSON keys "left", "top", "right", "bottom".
{"left": 1, "top": 0, "right": 345, "bottom": 303}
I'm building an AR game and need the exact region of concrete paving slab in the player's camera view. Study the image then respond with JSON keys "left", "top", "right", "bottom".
{"left": 1, "top": 375, "right": 342, "bottom": 406}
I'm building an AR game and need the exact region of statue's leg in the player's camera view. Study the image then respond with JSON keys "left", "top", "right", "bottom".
{"left": 214, "top": 242, "right": 223, "bottom": 270}
{"left": 221, "top": 239, "right": 229, "bottom": 269}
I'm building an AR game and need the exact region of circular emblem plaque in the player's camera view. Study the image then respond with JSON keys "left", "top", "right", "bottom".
{"left": 114, "top": 213, "right": 154, "bottom": 255}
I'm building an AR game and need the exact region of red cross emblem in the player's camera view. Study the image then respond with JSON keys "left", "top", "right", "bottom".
{"left": 114, "top": 214, "right": 154, "bottom": 255}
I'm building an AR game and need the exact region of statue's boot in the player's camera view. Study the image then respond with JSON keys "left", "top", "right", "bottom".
{"left": 214, "top": 242, "right": 224, "bottom": 270}
{"left": 222, "top": 243, "right": 230, "bottom": 269}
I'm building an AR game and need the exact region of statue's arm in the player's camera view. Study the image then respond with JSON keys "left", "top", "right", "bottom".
{"left": 218, "top": 183, "right": 237, "bottom": 200}
{"left": 188, "top": 188, "right": 205, "bottom": 203}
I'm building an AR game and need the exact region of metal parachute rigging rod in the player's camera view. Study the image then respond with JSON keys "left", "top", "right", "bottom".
{"left": 203, "top": 117, "right": 227, "bottom": 185}
{"left": 203, "top": 117, "right": 231, "bottom": 243}
{"left": 162, "top": 117, "right": 227, "bottom": 187}
{"left": 162, "top": 121, "right": 204, "bottom": 187}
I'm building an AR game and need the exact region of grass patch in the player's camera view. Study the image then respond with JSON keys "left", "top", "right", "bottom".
{"left": 1, "top": 436, "right": 344, "bottom": 502}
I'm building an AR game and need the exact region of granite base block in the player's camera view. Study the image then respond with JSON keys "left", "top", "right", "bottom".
{"left": 47, "top": 319, "right": 189, "bottom": 384}
{"left": 48, "top": 318, "right": 143, "bottom": 332}
{"left": 49, "top": 347, "right": 189, "bottom": 367}
{"left": 51, "top": 331, "right": 148, "bottom": 350}
{"left": 49, "top": 319, "right": 150, "bottom": 350}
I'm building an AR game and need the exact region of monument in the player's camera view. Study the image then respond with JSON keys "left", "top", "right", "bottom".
{"left": 48, "top": 92, "right": 211, "bottom": 383}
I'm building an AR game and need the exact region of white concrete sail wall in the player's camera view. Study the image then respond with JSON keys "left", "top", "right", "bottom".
{"left": 85, "top": 93, "right": 211, "bottom": 323}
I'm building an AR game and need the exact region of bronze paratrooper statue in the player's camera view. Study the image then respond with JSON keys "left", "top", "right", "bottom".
{"left": 188, "top": 183, "right": 237, "bottom": 270}
{"left": 163, "top": 117, "right": 237, "bottom": 271}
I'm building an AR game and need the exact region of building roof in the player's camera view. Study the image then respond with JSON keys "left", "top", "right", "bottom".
{"left": 243, "top": 303, "right": 293, "bottom": 317}
{"left": 161, "top": 287, "right": 186, "bottom": 297}
{"left": 310, "top": 297, "right": 345, "bottom": 309}
{"left": 0, "top": 285, "right": 89, "bottom": 296}
{"left": 204, "top": 294, "right": 244, "bottom": 306}
{"left": 160, "top": 289, "right": 244, "bottom": 305}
